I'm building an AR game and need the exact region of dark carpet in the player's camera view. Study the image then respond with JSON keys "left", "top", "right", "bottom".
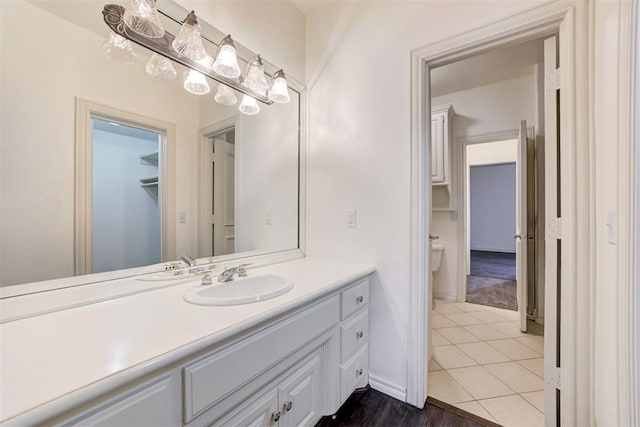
{"left": 466, "top": 251, "right": 517, "bottom": 311}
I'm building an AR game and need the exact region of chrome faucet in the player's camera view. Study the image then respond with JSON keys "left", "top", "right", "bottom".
{"left": 217, "top": 264, "right": 251, "bottom": 282}
{"left": 181, "top": 255, "right": 197, "bottom": 267}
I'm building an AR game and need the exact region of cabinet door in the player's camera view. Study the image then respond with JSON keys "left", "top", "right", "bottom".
{"left": 219, "top": 389, "right": 279, "bottom": 427}
{"left": 278, "top": 355, "right": 322, "bottom": 427}
{"left": 431, "top": 113, "right": 445, "bottom": 182}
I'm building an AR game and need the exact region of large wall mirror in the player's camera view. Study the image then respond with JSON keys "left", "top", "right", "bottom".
{"left": 0, "top": 0, "right": 305, "bottom": 290}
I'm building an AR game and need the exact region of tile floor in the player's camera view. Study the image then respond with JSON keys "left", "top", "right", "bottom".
{"left": 429, "top": 299, "right": 544, "bottom": 427}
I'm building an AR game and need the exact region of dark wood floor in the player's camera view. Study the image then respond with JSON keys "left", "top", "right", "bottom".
{"left": 316, "top": 388, "right": 501, "bottom": 427}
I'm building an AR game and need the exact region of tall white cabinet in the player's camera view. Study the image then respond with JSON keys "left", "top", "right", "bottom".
{"left": 431, "top": 104, "right": 455, "bottom": 210}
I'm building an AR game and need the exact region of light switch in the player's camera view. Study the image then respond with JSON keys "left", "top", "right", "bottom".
{"left": 178, "top": 212, "right": 187, "bottom": 224}
{"left": 346, "top": 210, "right": 357, "bottom": 228}
{"left": 265, "top": 211, "right": 272, "bottom": 225}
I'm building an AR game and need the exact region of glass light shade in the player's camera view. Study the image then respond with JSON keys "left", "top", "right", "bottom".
{"left": 145, "top": 53, "right": 177, "bottom": 80}
{"left": 183, "top": 70, "right": 210, "bottom": 95}
{"left": 212, "top": 35, "right": 241, "bottom": 79}
{"left": 102, "top": 31, "right": 138, "bottom": 64}
{"left": 123, "top": 0, "right": 165, "bottom": 38}
{"left": 172, "top": 11, "right": 206, "bottom": 60}
{"left": 241, "top": 55, "right": 268, "bottom": 96}
{"left": 214, "top": 85, "right": 238, "bottom": 106}
{"left": 239, "top": 95, "right": 260, "bottom": 115}
{"left": 268, "top": 69, "right": 290, "bottom": 104}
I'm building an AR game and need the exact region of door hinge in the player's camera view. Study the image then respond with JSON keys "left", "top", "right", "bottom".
{"left": 547, "top": 217, "right": 562, "bottom": 240}
{"left": 547, "top": 366, "right": 561, "bottom": 390}
{"left": 546, "top": 67, "right": 560, "bottom": 91}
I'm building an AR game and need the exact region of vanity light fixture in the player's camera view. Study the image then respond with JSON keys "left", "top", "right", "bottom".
{"left": 172, "top": 11, "right": 206, "bottom": 61}
{"left": 102, "top": 4, "right": 291, "bottom": 110}
{"left": 211, "top": 35, "right": 242, "bottom": 79}
{"left": 214, "top": 84, "right": 238, "bottom": 106}
{"left": 145, "top": 53, "right": 177, "bottom": 80}
{"left": 183, "top": 69, "right": 210, "bottom": 95}
{"left": 102, "top": 30, "right": 138, "bottom": 63}
{"left": 242, "top": 55, "right": 269, "bottom": 96}
{"left": 268, "top": 69, "right": 291, "bottom": 104}
{"left": 239, "top": 95, "right": 260, "bottom": 115}
{"left": 123, "top": 0, "right": 165, "bottom": 38}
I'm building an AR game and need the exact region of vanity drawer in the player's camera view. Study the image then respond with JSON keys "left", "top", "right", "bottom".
{"left": 341, "top": 279, "right": 369, "bottom": 320}
{"left": 340, "top": 344, "right": 369, "bottom": 402}
{"left": 341, "top": 309, "right": 369, "bottom": 361}
{"left": 183, "top": 295, "right": 339, "bottom": 423}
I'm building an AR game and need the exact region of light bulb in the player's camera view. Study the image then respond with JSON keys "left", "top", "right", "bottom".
{"left": 123, "top": 0, "right": 165, "bottom": 38}
{"left": 239, "top": 95, "right": 260, "bottom": 115}
{"left": 145, "top": 53, "right": 177, "bottom": 80}
{"left": 212, "top": 35, "right": 241, "bottom": 79}
{"left": 241, "top": 54, "right": 268, "bottom": 96}
{"left": 102, "top": 31, "right": 138, "bottom": 64}
{"left": 268, "top": 69, "right": 290, "bottom": 104}
{"left": 172, "top": 11, "right": 206, "bottom": 61}
{"left": 183, "top": 70, "right": 210, "bottom": 95}
{"left": 215, "top": 85, "right": 238, "bottom": 106}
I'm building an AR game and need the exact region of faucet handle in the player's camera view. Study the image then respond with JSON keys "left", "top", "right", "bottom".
{"left": 201, "top": 274, "right": 212, "bottom": 286}
{"left": 237, "top": 263, "right": 251, "bottom": 277}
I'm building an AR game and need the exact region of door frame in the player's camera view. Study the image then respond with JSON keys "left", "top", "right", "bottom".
{"left": 408, "top": 2, "right": 591, "bottom": 424}
{"left": 74, "top": 98, "right": 176, "bottom": 275}
{"left": 455, "top": 130, "right": 520, "bottom": 304}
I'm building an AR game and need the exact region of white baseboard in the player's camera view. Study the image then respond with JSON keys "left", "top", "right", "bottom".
{"left": 368, "top": 373, "right": 406, "bottom": 402}
{"left": 433, "top": 292, "right": 456, "bottom": 301}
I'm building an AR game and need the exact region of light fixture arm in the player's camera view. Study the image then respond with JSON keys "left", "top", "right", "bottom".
{"left": 102, "top": 4, "right": 274, "bottom": 105}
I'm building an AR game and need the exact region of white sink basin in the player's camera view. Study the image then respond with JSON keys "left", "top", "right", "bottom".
{"left": 183, "top": 274, "right": 294, "bottom": 306}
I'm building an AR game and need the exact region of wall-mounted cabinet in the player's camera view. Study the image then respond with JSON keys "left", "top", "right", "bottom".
{"left": 431, "top": 104, "right": 455, "bottom": 210}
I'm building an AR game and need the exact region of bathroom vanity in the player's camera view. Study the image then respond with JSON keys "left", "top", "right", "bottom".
{"left": 0, "top": 259, "right": 374, "bottom": 426}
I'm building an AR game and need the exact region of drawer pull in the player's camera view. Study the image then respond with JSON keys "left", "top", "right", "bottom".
{"left": 356, "top": 296, "right": 364, "bottom": 304}
{"left": 283, "top": 400, "right": 293, "bottom": 412}
{"left": 356, "top": 368, "right": 364, "bottom": 377}
{"left": 356, "top": 331, "right": 364, "bottom": 340}
{"left": 272, "top": 411, "right": 282, "bottom": 423}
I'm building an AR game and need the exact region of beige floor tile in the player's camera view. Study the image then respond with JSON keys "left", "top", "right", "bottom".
{"left": 463, "top": 324, "right": 509, "bottom": 341}
{"left": 457, "top": 342, "right": 511, "bottom": 365}
{"left": 437, "top": 327, "right": 482, "bottom": 344}
{"left": 431, "top": 329, "right": 451, "bottom": 346}
{"left": 479, "top": 395, "right": 544, "bottom": 427}
{"left": 432, "top": 314, "right": 457, "bottom": 328}
{"left": 468, "top": 310, "right": 506, "bottom": 324}
{"left": 444, "top": 312, "right": 483, "bottom": 326}
{"left": 491, "top": 307, "right": 521, "bottom": 321}
{"left": 453, "top": 302, "right": 490, "bottom": 312}
{"left": 433, "top": 345, "right": 478, "bottom": 369}
{"left": 455, "top": 401, "right": 497, "bottom": 423}
{"left": 435, "top": 303, "right": 463, "bottom": 314}
{"left": 447, "top": 366, "right": 514, "bottom": 400}
{"left": 515, "top": 336, "right": 544, "bottom": 354}
{"left": 484, "top": 362, "right": 544, "bottom": 393}
{"left": 428, "top": 358, "right": 444, "bottom": 372}
{"left": 489, "top": 321, "right": 530, "bottom": 338}
{"left": 428, "top": 370, "right": 474, "bottom": 404}
{"left": 487, "top": 339, "right": 542, "bottom": 360}
{"left": 521, "top": 390, "right": 545, "bottom": 412}
{"left": 517, "top": 358, "right": 544, "bottom": 378}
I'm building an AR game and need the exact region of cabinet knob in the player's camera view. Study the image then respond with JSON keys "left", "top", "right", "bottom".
{"left": 271, "top": 411, "right": 281, "bottom": 423}
{"left": 356, "top": 295, "right": 364, "bottom": 304}
{"left": 356, "top": 331, "right": 364, "bottom": 340}
{"left": 283, "top": 400, "right": 293, "bottom": 412}
{"left": 356, "top": 368, "right": 363, "bottom": 377}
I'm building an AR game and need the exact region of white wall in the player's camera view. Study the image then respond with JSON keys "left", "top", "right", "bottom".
{"left": 92, "top": 127, "right": 160, "bottom": 273}
{"left": 304, "top": 0, "right": 546, "bottom": 399}
{"left": 430, "top": 75, "right": 535, "bottom": 299}
{"left": 469, "top": 163, "right": 516, "bottom": 252}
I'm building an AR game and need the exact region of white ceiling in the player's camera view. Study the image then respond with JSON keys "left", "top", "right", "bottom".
{"left": 431, "top": 38, "right": 545, "bottom": 98}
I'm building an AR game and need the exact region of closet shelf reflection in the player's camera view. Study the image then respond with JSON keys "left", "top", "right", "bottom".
{"left": 140, "top": 176, "right": 159, "bottom": 187}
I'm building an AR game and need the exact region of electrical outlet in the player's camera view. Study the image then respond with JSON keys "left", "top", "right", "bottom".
{"left": 346, "top": 210, "right": 357, "bottom": 228}
{"left": 265, "top": 211, "right": 272, "bottom": 225}
{"left": 450, "top": 211, "right": 458, "bottom": 222}
{"left": 178, "top": 212, "right": 187, "bottom": 224}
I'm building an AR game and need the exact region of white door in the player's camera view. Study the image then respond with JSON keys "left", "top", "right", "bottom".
{"left": 198, "top": 138, "right": 235, "bottom": 257}
{"left": 516, "top": 120, "right": 528, "bottom": 332}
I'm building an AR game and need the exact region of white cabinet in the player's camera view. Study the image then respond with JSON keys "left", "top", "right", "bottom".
{"left": 431, "top": 104, "right": 454, "bottom": 184}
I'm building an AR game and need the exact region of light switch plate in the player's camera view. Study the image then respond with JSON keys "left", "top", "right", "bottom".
{"left": 178, "top": 212, "right": 187, "bottom": 224}
{"left": 346, "top": 210, "right": 357, "bottom": 228}
{"left": 265, "top": 211, "right": 272, "bottom": 225}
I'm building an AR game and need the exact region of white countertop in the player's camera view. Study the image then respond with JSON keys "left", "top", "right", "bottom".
{"left": 0, "top": 258, "right": 375, "bottom": 424}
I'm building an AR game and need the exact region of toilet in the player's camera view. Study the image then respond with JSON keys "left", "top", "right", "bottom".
{"left": 429, "top": 242, "right": 444, "bottom": 360}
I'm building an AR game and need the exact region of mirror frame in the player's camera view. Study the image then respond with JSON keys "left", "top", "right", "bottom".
{"left": 0, "top": 0, "right": 306, "bottom": 298}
